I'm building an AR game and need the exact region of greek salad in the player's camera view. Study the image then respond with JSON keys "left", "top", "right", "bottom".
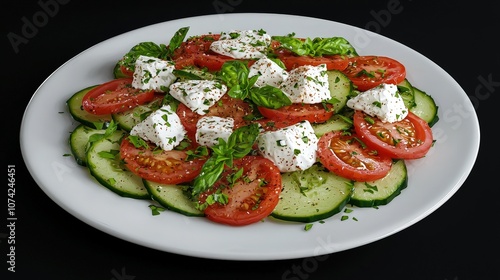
{"left": 66, "top": 27, "right": 438, "bottom": 227}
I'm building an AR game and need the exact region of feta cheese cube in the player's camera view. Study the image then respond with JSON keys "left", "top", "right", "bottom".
{"left": 196, "top": 116, "right": 234, "bottom": 147}
{"left": 218, "top": 29, "right": 271, "bottom": 52}
{"left": 169, "top": 80, "right": 227, "bottom": 115}
{"left": 279, "top": 64, "right": 330, "bottom": 104}
{"left": 249, "top": 57, "right": 289, "bottom": 88}
{"left": 210, "top": 29, "right": 271, "bottom": 59}
{"left": 129, "top": 105, "right": 186, "bottom": 151}
{"left": 132, "top": 55, "right": 176, "bottom": 92}
{"left": 346, "top": 83, "right": 408, "bottom": 123}
{"left": 257, "top": 121, "right": 319, "bottom": 172}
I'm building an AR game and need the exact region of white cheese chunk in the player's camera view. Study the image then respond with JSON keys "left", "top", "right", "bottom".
{"left": 279, "top": 64, "right": 330, "bottom": 104}
{"left": 210, "top": 29, "right": 271, "bottom": 59}
{"left": 132, "top": 55, "right": 176, "bottom": 92}
{"left": 346, "top": 83, "right": 408, "bottom": 123}
{"left": 129, "top": 105, "right": 186, "bottom": 151}
{"left": 196, "top": 116, "right": 234, "bottom": 147}
{"left": 249, "top": 57, "right": 289, "bottom": 88}
{"left": 257, "top": 121, "right": 318, "bottom": 172}
{"left": 169, "top": 80, "right": 227, "bottom": 115}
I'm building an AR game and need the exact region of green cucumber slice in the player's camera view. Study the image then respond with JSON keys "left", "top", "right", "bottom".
{"left": 112, "top": 97, "right": 164, "bottom": 132}
{"left": 312, "top": 114, "right": 351, "bottom": 137}
{"left": 86, "top": 129, "right": 149, "bottom": 199}
{"left": 398, "top": 79, "right": 416, "bottom": 109}
{"left": 69, "top": 124, "right": 106, "bottom": 166}
{"left": 326, "top": 70, "right": 353, "bottom": 114}
{"left": 350, "top": 160, "right": 407, "bottom": 207}
{"left": 271, "top": 164, "right": 353, "bottom": 223}
{"left": 410, "top": 86, "right": 439, "bottom": 127}
{"left": 143, "top": 180, "right": 204, "bottom": 217}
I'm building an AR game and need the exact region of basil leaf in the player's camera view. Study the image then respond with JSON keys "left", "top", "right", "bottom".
{"left": 118, "top": 42, "right": 168, "bottom": 71}
{"left": 312, "top": 37, "right": 358, "bottom": 56}
{"left": 271, "top": 36, "right": 310, "bottom": 56}
{"left": 248, "top": 86, "right": 292, "bottom": 109}
{"left": 118, "top": 27, "right": 189, "bottom": 71}
{"left": 271, "top": 35, "right": 358, "bottom": 57}
{"left": 191, "top": 157, "right": 226, "bottom": 196}
{"left": 219, "top": 60, "right": 250, "bottom": 89}
{"left": 230, "top": 123, "right": 260, "bottom": 158}
{"left": 190, "top": 123, "right": 260, "bottom": 197}
{"left": 166, "top": 26, "right": 189, "bottom": 57}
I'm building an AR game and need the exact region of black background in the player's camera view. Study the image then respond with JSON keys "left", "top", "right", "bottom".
{"left": 3, "top": 0, "right": 499, "bottom": 279}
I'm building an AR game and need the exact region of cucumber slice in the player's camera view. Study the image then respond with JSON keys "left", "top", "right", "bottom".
{"left": 350, "top": 160, "right": 407, "bottom": 207}
{"left": 143, "top": 180, "right": 204, "bottom": 217}
{"left": 410, "top": 86, "right": 439, "bottom": 127}
{"left": 112, "top": 97, "right": 164, "bottom": 132}
{"left": 173, "top": 67, "right": 216, "bottom": 81}
{"left": 311, "top": 71, "right": 353, "bottom": 137}
{"left": 312, "top": 114, "right": 351, "bottom": 137}
{"left": 397, "top": 79, "right": 416, "bottom": 109}
{"left": 69, "top": 124, "right": 106, "bottom": 166}
{"left": 86, "top": 129, "right": 149, "bottom": 199}
{"left": 66, "top": 85, "right": 112, "bottom": 128}
{"left": 271, "top": 164, "right": 353, "bottom": 223}
{"left": 326, "top": 70, "right": 353, "bottom": 113}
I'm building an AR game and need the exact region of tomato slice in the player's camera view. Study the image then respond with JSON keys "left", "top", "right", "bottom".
{"left": 119, "top": 137, "right": 208, "bottom": 185}
{"left": 342, "top": 56, "right": 406, "bottom": 91}
{"left": 317, "top": 130, "right": 392, "bottom": 181}
{"left": 275, "top": 49, "right": 349, "bottom": 71}
{"left": 353, "top": 110, "right": 433, "bottom": 159}
{"left": 172, "top": 34, "right": 221, "bottom": 57}
{"left": 193, "top": 52, "right": 235, "bottom": 72}
{"left": 198, "top": 156, "right": 282, "bottom": 226}
{"left": 252, "top": 118, "right": 295, "bottom": 132}
{"left": 257, "top": 103, "right": 334, "bottom": 124}
{"left": 172, "top": 34, "right": 230, "bottom": 71}
{"left": 176, "top": 94, "right": 254, "bottom": 141}
{"left": 118, "top": 64, "right": 134, "bottom": 78}
{"left": 82, "top": 78, "right": 155, "bottom": 115}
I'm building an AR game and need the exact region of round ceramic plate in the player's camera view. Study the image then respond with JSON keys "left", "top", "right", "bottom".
{"left": 20, "top": 13, "right": 480, "bottom": 260}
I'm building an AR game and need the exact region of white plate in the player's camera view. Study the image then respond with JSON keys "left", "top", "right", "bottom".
{"left": 20, "top": 13, "right": 480, "bottom": 260}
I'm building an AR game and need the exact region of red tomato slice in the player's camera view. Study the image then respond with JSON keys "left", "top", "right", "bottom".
{"left": 82, "top": 78, "right": 155, "bottom": 115}
{"left": 172, "top": 34, "right": 228, "bottom": 70}
{"left": 198, "top": 156, "right": 282, "bottom": 226}
{"left": 176, "top": 94, "right": 254, "bottom": 141}
{"left": 275, "top": 49, "right": 349, "bottom": 71}
{"left": 252, "top": 118, "right": 295, "bottom": 132}
{"left": 118, "top": 64, "right": 134, "bottom": 78}
{"left": 353, "top": 110, "right": 433, "bottom": 159}
{"left": 342, "top": 56, "right": 406, "bottom": 91}
{"left": 317, "top": 131, "right": 393, "bottom": 181}
{"left": 193, "top": 52, "right": 235, "bottom": 72}
{"left": 119, "top": 137, "right": 208, "bottom": 185}
{"left": 173, "top": 56, "right": 197, "bottom": 70}
{"left": 172, "top": 34, "right": 221, "bottom": 57}
{"left": 258, "top": 103, "right": 334, "bottom": 124}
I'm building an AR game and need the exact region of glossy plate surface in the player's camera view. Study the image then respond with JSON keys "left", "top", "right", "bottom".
{"left": 20, "top": 13, "right": 480, "bottom": 260}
